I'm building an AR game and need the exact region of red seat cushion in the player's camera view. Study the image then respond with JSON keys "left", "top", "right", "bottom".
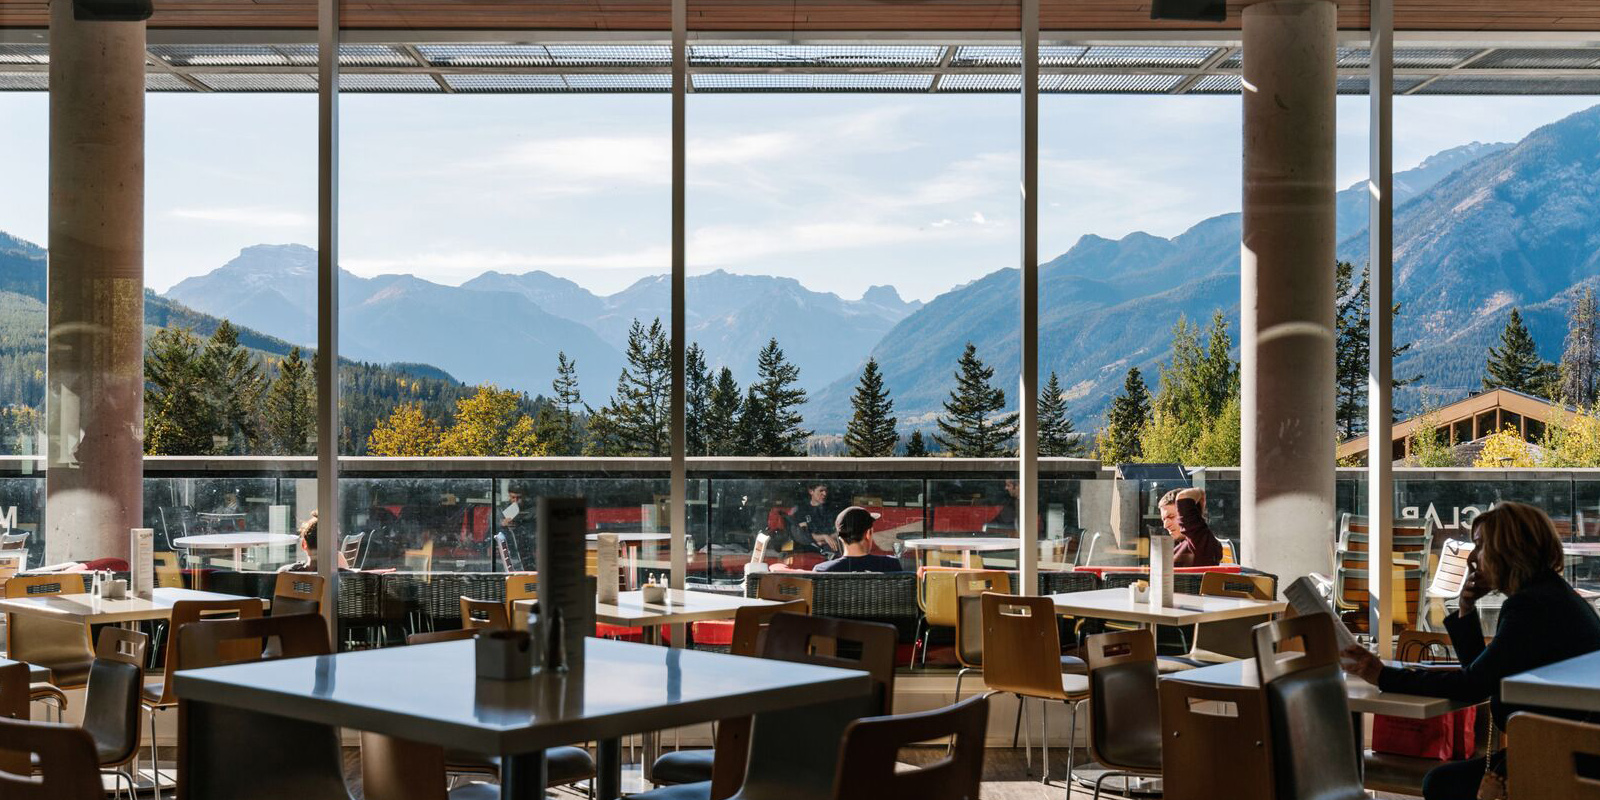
{"left": 595, "top": 623, "right": 645, "bottom": 641}
{"left": 691, "top": 619, "right": 734, "bottom": 646}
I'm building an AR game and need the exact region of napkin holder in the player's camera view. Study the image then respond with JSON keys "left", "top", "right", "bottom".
{"left": 475, "top": 630, "right": 535, "bottom": 680}
{"left": 1149, "top": 531, "right": 1175, "bottom": 608}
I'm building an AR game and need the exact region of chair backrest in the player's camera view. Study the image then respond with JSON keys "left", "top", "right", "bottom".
{"left": 273, "top": 572, "right": 325, "bottom": 617}
{"left": 0, "top": 531, "right": 28, "bottom": 551}
{"left": 1396, "top": 630, "right": 1455, "bottom": 664}
{"left": 3, "top": 575, "right": 93, "bottom": 677}
{"left": 979, "top": 592, "right": 1068, "bottom": 699}
{"left": 1191, "top": 572, "right": 1279, "bottom": 660}
{"left": 1086, "top": 629, "right": 1162, "bottom": 772}
{"left": 152, "top": 551, "right": 187, "bottom": 588}
{"left": 1220, "top": 539, "right": 1238, "bottom": 565}
{"left": 757, "top": 574, "right": 815, "bottom": 608}
{"left": 406, "top": 628, "right": 479, "bottom": 645}
{"left": 830, "top": 694, "right": 990, "bottom": 800}
{"left": 951, "top": 571, "right": 1013, "bottom": 669}
{"left": 82, "top": 629, "right": 148, "bottom": 768}
{"left": 0, "top": 659, "right": 26, "bottom": 775}
{"left": 179, "top": 613, "right": 332, "bottom": 672}
{"left": 1508, "top": 712, "right": 1600, "bottom": 800}
{"left": 762, "top": 613, "right": 897, "bottom": 715}
{"left": 1077, "top": 532, "right": 1104, "bottom": 567}
{"left": 0, "top": 717, "right": 103, "bottom": 799}
{"left": 1252, "top": 613, "right": 1363, "bottom": 800}
{"left": 403, "top": 540, "right": 434, "bottom": 572}
{"left": 503, "top": 572, "right": 538, "bottom": 624}
{"left": 920, "top": 569, "right": 1009, "bottom": 629}
{"left": 1159, "top": 678, "right": 1274, "bottom": 800}
{"left": 460, "top": 596, "right": 509, "bottom": 630}
{"left": 152, "top": 599, "right": 265, "bottom": 704}
{"left": 340, "top": 533, "right": 365, "bottom": 570}
{"left": 729, "top": 599, "right": 809, "bottom": 657}
{"left": 1341, "top": 515, "right": 1433, "bottom": 549}
{"left": 1427, "top": 539, "right": 1474, "bottom": 598}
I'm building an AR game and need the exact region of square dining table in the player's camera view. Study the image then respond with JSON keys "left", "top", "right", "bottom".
{"left": 174, "top": 636, "right": 874, "bottom": 800}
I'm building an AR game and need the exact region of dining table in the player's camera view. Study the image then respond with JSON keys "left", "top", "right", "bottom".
{"left": 901, "top": 536, "right": 1020, "bottom": 568}
{"left": 174, "top": 636, "right": 874, "bottom": 800}
{"left": 1047, "top": 587, "right": 1287, "bottom": 627}
{"left": 1500, "top": 649, "right": 1600, "bottom": 714}
{"left": 174, "top": 531, "right": 299, "bottom": 571}
{"left": 0, "top": 586, "right": 269, "bottom": 627}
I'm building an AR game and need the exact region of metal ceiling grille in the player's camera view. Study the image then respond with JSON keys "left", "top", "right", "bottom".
{"left": 6, "top": 40, "right": 1600, "bottom": 94}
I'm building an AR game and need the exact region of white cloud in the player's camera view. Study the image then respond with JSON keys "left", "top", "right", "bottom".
{"left": 970, "top": 211, "right": 988, "bottom": 225}
{"left": 342, "top": 246, "right": 670, "bottom": 282}
{"left": 168, "top": 206, "right": 313, "bottom": 228}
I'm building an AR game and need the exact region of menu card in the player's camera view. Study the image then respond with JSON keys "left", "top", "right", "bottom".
{"left": 596, "top": 533, "right": 619, "bottom": 603}
{"left": 131, "top": 527, "right": 154, "bottom": 599}
{"left": 1148, "top": 531, "right": 1175, "bottom": 608}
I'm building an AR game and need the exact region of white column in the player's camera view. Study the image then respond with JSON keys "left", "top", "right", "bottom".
{"left": 668, "top": 0, "right": 687, "bottom": 600}
{"left": 1239, "top": 0, "right": 1338, "bottom": 589}
{"left": 315, "top": 0, "right": 340, "bottom": 640}
{"left": 1367, "top": 0, "right": 1397, "bottom": 654}
{"left": 1018, "top": 0, "right": 1040, "bottom": 595}
{"left": 45, "top": 0, "right": 146, "bottom": 563}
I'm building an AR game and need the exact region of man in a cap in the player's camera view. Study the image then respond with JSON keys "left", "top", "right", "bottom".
{"left": 813, "top": 506, "right": 903, "bottom": 573}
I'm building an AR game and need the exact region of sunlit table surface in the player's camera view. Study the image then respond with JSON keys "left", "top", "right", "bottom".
{"left": 515, "top": 589, "right": 778, "bottom": 629}
{"left": 1168, "top": 659, "right": 1477, "bottom": 719}
{"left": 0, "top": 587, "right": 266, "bottom": 625}
{"left": 1047, "top": 587, "right": 1286, "bottom": 627}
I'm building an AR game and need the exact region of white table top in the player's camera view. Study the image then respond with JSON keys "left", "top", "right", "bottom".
{"left": 1047, "top": 587, "right": 1287, "bottom": 626}
{"left": 1168, "top": 659, "right": 1477, "bottom": 719}
{"left": 902, "top": 537, "right": 1020, "bottom": 551}
{"left": 0, "top": 587, "right": 267, "bottom": 624}
{"left": 174, "top": 533, "right": 298, "bottom": 548}
{"left": 1501, "top": 650, "right": 1600, "bottom": 714}
{"left": 173, "top": 637, "right": 872, "bottom": 755}
{"left": 587, "top": 533, "right": 672, "bottom": 543}
{"left": 516, "top": 589, "right": 779, "bottom": 627}
{"left": 1564, "top": 542, "right": 1600, "bottom": 555}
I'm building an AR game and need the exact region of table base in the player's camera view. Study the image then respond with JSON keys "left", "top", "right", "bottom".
{"left": 1071, "top": 764, "right": 1163, "bottom": 797}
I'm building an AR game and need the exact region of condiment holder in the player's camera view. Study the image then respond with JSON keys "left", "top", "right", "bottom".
{"left": 1127, "top": 580, "right": 1151, "bottom": 605}
{"left": 475, "top": 629, "right": 535, "bottom": 680}
{"left": 641, "top": 578, "right": 666, "bottom": 604}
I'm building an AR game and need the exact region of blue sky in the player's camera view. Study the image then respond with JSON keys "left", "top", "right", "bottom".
{"left": 0, "top": 92, "right": 1596, "bottom": 302}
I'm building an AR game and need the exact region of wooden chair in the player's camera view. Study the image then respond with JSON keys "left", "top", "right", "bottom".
{"left": 1508, "top": 712, "right": 1600, "bottom": 800}
{"left": 1085, "top": 630, "right": 1163, "bottom": 799}
{"left": 84, "top": 628, "right": 149, "bottom": 800}
{"left": 5, "top": 574, "right": 94, "bottom": 716}
{"left": 152, "top": 552, "right": 187, "bottom": 588}
{"left": 460, "top": 597, "right": 509, "bottom": 631}
{"left": 179, "top": 614, "right": 332, "bottom": 668}
{"left": 950, "top": 570, "right": 1014, "bottom": 703}
{"left": 1160, "top": 572, "right": 1278, "bottom": 671}
{"left": 0, "top": 658, "right": 29, "bottom": 776}
{"left": 1252, "top": 613, "right": 1365, "bottom": 800}
{"left": 830, "top": 694, "right": 990, "bottom": 800}
{"left": 1159, "top": 678, "right": 1274, "bottom": 800}
{"left": 407, "top": 628, "right": 479, "bottom": 645}
{"left": 690, "top": 574, "right": 814, "bottom": 651}
{"left": 915, "top": 569, "right": 1009, "bottom": 668}
{"left": 980, "top": 591, "right": 1089, "bottom": 784}
{"left": 272, "top": 572, "right": 324, "bottom": 616}
{"left": 143, "top": 598, "right": 264, "bottom": 793}
{"left": 341, "top": 532, "right": 366, "bottom": 570}
{"left": 404, "top": 540, "right": 435, "bottom": 573}
{"left": 1336, "top": 526, "right": 1432, "bottom": 633}
{"left": 0, "top": 716, "right": 103, "bottom": 799}
{"left": 503, "top": 572, "right": 538, "bottom": 627}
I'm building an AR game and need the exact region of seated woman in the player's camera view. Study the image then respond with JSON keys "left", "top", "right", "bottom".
{"left": 1158, "top": 488, "right": 1223, "bottom": 567}
{"left": 814, "top": 507, "right": 902, "bottom": 574}
{"left": 278, "top": 512, "right": 352, "bottom": 573}
{"left": 1342, "top": 501, "right": 1600, "bottom": 800}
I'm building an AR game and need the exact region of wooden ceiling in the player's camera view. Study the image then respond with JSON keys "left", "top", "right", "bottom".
{"left": 0, "top": 0, "right": 1597, "bottom": 33}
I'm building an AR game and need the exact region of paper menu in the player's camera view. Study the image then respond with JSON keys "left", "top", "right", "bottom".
{"left": 596, "top": 533, "right": 619, "bottom": 603}
{"left": 1149, "top": 531, "right": 1175, "bottom": 608}
{"left": 131, "top": 527, "right": 154, "bottom": 599}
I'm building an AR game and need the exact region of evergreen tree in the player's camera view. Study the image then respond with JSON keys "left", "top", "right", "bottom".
{"left": 1139, "top": 313, "right": 1240, "bottom": 464}
{"left": 734, "top": 386, "right": 764, "bottom": 456}
{"left": 367, "top": 402, "right": 442, "bottom": 457}
{"left": 264, "top": 346, "right": 315, "bottom": 455}
{"left": 1561, "top": 288, "right": 1600, "bottom": 406}
{"left": 704, "top": 367, "right": 743, "bottom": 456}
{"left": 1335, "top": 260, "right": 1420, "bottom": 439}
{"left": 1037, "top": 371, "right": 1083, "bottom": 456}
{"left": 903, "top": 429, "right": 928, "bottom": 457}
{"left": 1096, "top": 367, "right": 1150, "bottom": 463}
{"left": 204, "top": 320, "right": 265, "bottom": 454}
{"left": 546, "top": 351, "right": 586, "bottom": 456}
{"left": 594, "top": 318, "right": 671, "bottom": 456}
{"left": 844, "top": 358, "right": 898, "bottom": 457}
{"left": 685, "top": 344, "right": 712, "bottom": 456}
{"left": 746, "top": 338, "right": 810, "bottom": 456}
{"left": 1484, "top": 308, "right": 1556, "bottom": 397}
{"left": 934, "top": 342, "right": 1018, "bottom": 458}
{"left": 144, "top": 327, "right": 221, "bottom": 455}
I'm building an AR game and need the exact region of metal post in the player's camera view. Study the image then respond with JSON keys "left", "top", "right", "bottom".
{"left": 1366, "top": 0, "right": 1396, "bottom": 654}
{"left": 669, "top": 0, "right": 687, "bottom": 599}
{"left": 1019, "top": 0, "right": 1040, "bottom": 596}
{"left": 315, "top": 0, "right": 341, "bottom": 643}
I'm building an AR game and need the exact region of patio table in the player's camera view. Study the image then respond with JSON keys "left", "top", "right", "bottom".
{"left": 1501, "top": 650, "right": 1600, "bottom": 714}
{"left": 174, "top": 636, "right": 873, "bottom": 800}
{"left": 174, "top": 532, "right": 298, "bottom": 571}
{"left": 902, "top": 536, "right": 1019, "bottom": 567}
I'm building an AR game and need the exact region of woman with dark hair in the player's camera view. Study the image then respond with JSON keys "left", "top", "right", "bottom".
{"left": 1342, "top": 501, "right": 1600, "bottom": 799}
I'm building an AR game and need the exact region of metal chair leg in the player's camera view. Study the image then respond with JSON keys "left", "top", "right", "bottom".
{"left": 1012, "top": 698, "right": 1024, "bottom": 749}
{"left": 1041, "top": 695, "right": 1050, "bottom": 784}
{"left": 1092, "top": 770, "right": 1127, "bottom": 800}
{"left": 1066, "top": 700, "right": 1080, "bottom": 788}
{"left": 1020, "top": 695, "right": 1032, "bottom": 776}
{"left": 147, "top": 706, "right": 164, "bottom": 800}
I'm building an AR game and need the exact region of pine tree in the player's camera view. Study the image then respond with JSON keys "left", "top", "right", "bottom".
{"left": 144, "top": 327, "right": 221, "bottom": 455}
{"left": 1561, "top": 288, "right": 1600, "bottom": 406}
{"left": 546, "top": 351, "right": 586, "bottom": 456}
{"left": 204, "top": 320, "right": 265, "bottom": 455}
{"left": 367, "top": 402, "right": 442, "bottom": 456}
{"left": 747, "top": 338, "right": 810, "bottom": 456}
{"left": 594, "top": 318, "right": 671, "bottom": 456}
{"left": 1037, "top": 371, "right": 1083, "bottom": 456}
{"left": 1335, "top": 260, "right": 1420, "bottom": 438}
{"left": 685, "top": 344, "right": 712, "bottom": 456}
{"left": 1484, "top": 308, "right": 1555, "bottom": 397}
{"left": 844, "top": 358, "right": 898, "bottom": 457}
{"left": 734, "top": 386, "right": 763, "bottom": 456}
{"left": 903, "top": 429, "right": 928, "bottom": 457}
{"left": 264, "top": 346, "right": 315, "bottom": 456}
{"left": 934, "top": 342, "right": 1018, "bottom": 458}
{"left": 704, "top": 367, "right": 743, "bottom": 456}
{"left": 1096, "top": 367, "right": 1150, "bottom": 464}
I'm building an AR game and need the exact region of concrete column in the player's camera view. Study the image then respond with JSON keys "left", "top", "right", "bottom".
{"left": 45, "top": 0, "right": 146, "bottom": 563}
{"left": 1239, "top": 0, "right": 1337, "bottom": 589}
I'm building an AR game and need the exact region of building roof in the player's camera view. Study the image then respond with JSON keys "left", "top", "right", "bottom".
{"left": 1335, "top": 387, "right": 1569, "bottom": 461}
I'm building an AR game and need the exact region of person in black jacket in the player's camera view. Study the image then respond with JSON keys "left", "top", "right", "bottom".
{"left": 1342, "top": 501, "right": 1600, "bottom": 799}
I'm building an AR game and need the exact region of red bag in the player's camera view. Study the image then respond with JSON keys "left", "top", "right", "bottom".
{"left": 1371, "top": 705, "right": 1478, "bottom": 760}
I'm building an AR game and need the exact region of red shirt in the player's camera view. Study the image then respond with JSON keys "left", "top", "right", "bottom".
{"left": 1173, "top": 498, "right": 1223, "bottom": 567}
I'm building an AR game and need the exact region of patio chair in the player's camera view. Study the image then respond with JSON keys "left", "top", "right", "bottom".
{"left": 1085, "top": 629, "right": 1163, "bottom": 800}
{"left": 1423, "top": 539, "right": 1474, "bottom": 631}
{"left": 340, "top": 532, "right": 366, "bottom": 570}
{"left": 1252, "top": 613, "right": 1365, "bottom": 800}
{"left": 915, "top": 569, "right": 1009, "bottom": 668}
